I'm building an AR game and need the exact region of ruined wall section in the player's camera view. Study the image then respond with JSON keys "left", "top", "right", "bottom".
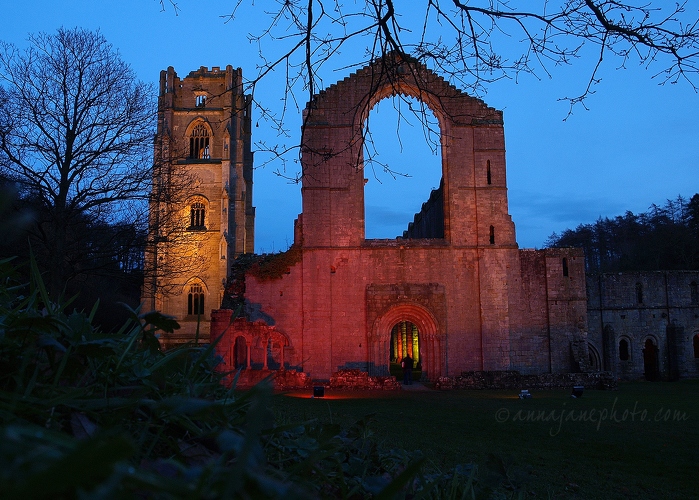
{"left": 403, "top": 180, "right": 444, "bottom": 239}
{"left": 587, "top": 271, "right": 699, "bottom": 379}
{"left": 510, "top": 249, "right": 587, "bottom": 374}
{"left": 301, "top": 55, "right": 514, "bottom": 249}
{"left": 510, "top": 250, "right": 551, "bottom": 374}
{"left": 544, "top": 249, "right": 588, "bottom": 372}
{"left": 240, "top": 260, "right": 305, "bottom": 370}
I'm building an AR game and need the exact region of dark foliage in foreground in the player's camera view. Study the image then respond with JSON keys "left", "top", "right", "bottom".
{"left": 546, "top": 194, "right": 699, "bottom": 273}
{"left": 0, "top": 182, "right": 144, "bottom": 333}
{"left": 0, "top": 257, "right": 521, "bottom": 499}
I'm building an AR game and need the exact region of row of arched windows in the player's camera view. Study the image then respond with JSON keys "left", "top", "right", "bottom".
{"left": 618, "top": 335, "right": 699, "bottom": 360}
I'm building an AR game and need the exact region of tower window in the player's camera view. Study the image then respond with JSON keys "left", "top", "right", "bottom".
{"left": 190, "top": 201, "right": 206, "bottom": 229}
{"left": 187, "top": 284, "right": 205, "bottom": 316}
{"left": 562, "top": 258, "right": 569, "bottom": 277}
{"left": 486, "top": 160, "right": 491, "bottom": 185}
{"left": 489, "top": 225, "right": 495, "bottom": 245}
{"left": 195, "top": 95, "right": 206, "bottom": 107}
{"left": 694, "top": 335, "right": 699, "bottom": 358}
{"left": 690, "top": 281, "right": 698, "bottom": 305}
{"left": 189, "top": 124, "right": 210, "bottom": 159}
{"left": 635, "top": 282, "right": 643, "bottom": 304}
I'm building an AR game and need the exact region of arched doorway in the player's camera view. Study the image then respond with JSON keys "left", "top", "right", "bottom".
{"left": 588, "top": 342, "right": 601, "bottom": 372}
{"left": 643, "top": 338, "right": 660, "bottom": 381}
{"left": 369, "top": 303, "right": 442, "bottom": 380}
{"left": 390, "top": 321, "right": 422, "bottom": 380}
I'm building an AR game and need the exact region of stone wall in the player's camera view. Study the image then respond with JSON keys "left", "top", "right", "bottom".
{"left": 587, "top": 271, "right": 699, "bottom": 380}
{"left": 509, "top": 248, "right": 588, "bottom": 374}
{"left": 327, "top": 369, "right": 401, "bottom": 390}
{"left": 435, "top": 370, "right": 617, "bottom": 390}
{"left": 403, "top": 180, "right": 444, "bottom": 239}
{"left": 210, "top": 56, "right": 594, "bottom": 384}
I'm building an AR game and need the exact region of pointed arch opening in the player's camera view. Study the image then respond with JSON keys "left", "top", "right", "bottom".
{"left": 183, "top": 278, "right": 208, "bottom": 318}
{"left": 187, "top": 121, "right": 212, "bottom": 159}
{"left": 185, "top": 195, "right": 209, "bottom": 231}
{"left": 588, "top": 342, "right": 601, "bottom": 371}
{"left": 362, "top": 94, "right": 444, "bottom": 240}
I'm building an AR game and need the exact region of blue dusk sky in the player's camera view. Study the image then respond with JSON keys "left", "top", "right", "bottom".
{"left": 3, "top": 1, "right": 698, "bottom": 253}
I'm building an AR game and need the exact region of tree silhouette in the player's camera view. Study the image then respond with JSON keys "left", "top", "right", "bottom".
{"left": 189, "top": 1, "right": 699, "bottom": 178}
{"left": 547, "top": 194, "right": 699, "bottom": 272}
{"left": 0, "top": 28, "right": 155, "bottom": 298}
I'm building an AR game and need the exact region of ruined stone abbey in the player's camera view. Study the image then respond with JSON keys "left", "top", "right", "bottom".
{"left": 145, "top": 58, "right": 699, "bottom": 385}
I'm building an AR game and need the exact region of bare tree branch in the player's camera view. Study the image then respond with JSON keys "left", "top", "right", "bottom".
{"left": 0, "top": 28, "right": 156, "bottom": 297}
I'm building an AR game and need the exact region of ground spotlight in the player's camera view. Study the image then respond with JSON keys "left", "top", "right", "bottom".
{"left": 312, "top": 386, "right": 325, "bottom": 398}
{"left": 518, "top": 389, "right": 532, "bottom": 399}
{"left": 571, "top": 386, "right": 584, "bottom": 398}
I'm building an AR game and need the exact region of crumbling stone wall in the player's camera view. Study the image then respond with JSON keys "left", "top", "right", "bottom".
{"left": 403, "top": 180, "right": 444, "bottom": 239}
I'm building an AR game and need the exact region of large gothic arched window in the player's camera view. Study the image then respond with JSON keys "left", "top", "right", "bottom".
{"left": 189, "top": 201, "right": 206, "bottom": 230}
{"left": 189, "top": 124, "right": 210, "bottom": 159}
{"left": 187, "top": 284, "right": 205, "bottom": 316}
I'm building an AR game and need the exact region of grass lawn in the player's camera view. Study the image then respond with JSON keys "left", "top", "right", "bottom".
{"left": 271, "top": 380, "right": 699, "bottom": 499}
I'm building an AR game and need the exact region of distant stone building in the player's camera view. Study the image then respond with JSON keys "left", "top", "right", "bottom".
{"left": 211, "top": 56, "right": 590, "bottom": 382}
{"left": 587, "top": 271, "right": 699, "bottom": 380}
{"left": 143, "top": 66, "right": 254, "bottom": 344}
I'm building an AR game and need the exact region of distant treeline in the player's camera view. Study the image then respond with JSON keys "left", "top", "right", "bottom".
{"left": 546, "top": 194, "right": 699, "bottom": 273}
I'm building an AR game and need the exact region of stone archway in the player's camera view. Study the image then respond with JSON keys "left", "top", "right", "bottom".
{"left": 369, "top": 303, "right": 442, "bottom": 381}
{"left": 390, "top": 320, "right": 422, "bottom": 380}
{"left": 300, "top": 52, "right": 514, "bottom": 249}
{"left": 588, "top": 342, "right": 602, "bottom": 372}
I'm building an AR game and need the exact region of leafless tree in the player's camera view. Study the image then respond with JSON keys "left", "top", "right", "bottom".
{"left": 228, "top": 1, "right": 699, "bottom": 110}
{"left": 207, "top": 1, "right": 699, "bottom": 178}
{"left": 0, "top": 28, "right": 156, "bottom": 298}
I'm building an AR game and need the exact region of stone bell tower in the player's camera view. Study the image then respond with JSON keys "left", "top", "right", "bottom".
{"left": 144, "top": 65, "right": 254, "bottom": 346}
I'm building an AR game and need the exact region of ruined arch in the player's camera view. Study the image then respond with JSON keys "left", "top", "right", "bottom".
{"left": 352, "top": 69, "right": 452, "bottom": 243}
{"left": 300, "top": 53, "right": 513, "bottom": 249}
{"left": 222, "top": 319, "right": 291, "bottom": 371}
{"left": 357, "top": 82, "right": 451, "bottom": 149}
{"left": 369, "top": 302, "right": 443, "bottom": 381}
